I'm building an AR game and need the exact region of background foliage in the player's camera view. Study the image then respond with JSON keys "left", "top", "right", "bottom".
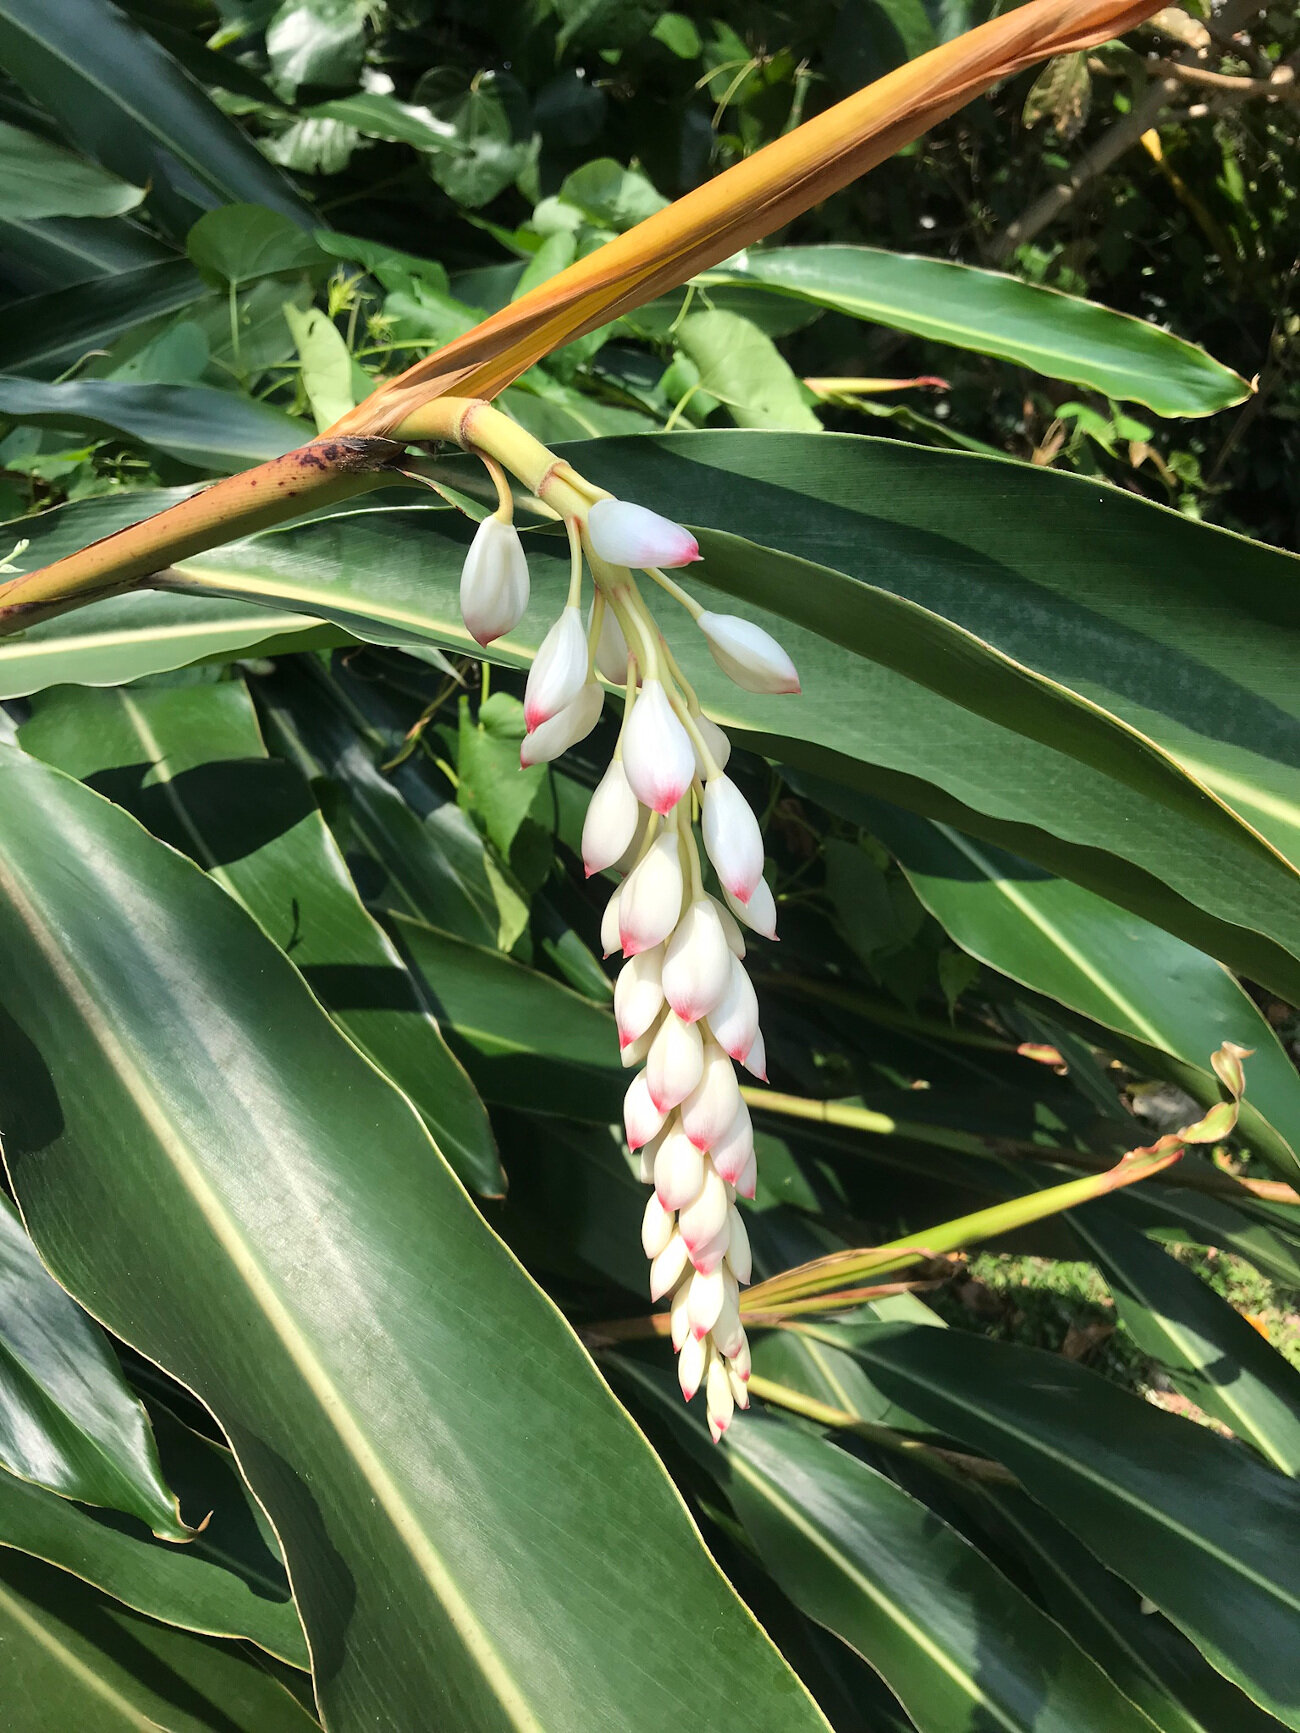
{"left": 0, "top": 0, "right": 1298, "bottom": 1728}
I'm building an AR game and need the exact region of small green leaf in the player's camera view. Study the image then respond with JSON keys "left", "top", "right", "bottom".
{"left": 677, "top": 310, "right": 821, "bottom": 431}
{"left": 187, "top": 204, "right": 327, "bottom": 290}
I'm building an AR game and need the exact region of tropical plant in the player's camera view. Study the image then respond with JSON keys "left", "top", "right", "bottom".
{"left": 0, "top": 0, "right": 1297, "bottom": 1728}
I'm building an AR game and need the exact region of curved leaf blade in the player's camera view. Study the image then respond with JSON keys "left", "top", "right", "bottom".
{"left": 718, "top": 247, "right": 1248, "bottom": 416}
{"left": 0, "top": 749, "right": 828, "bottom": 1733}
{"left": 0, "top": 259, "right": 207, "bottom": 378}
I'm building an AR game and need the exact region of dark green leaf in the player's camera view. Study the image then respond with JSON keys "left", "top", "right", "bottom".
{"left": 0, "top": 260, "right": 209, "bottom": 378}
{"left": 186, "top": 204, "right": 328, "bottom": 290}
{"left": 0, "top": 118, "right": 143, "bottom": 221}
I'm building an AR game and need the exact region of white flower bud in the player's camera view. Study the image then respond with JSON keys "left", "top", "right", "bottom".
{"left": 661, "top": 898, "right": 731, "bottom": 1024}
{"left": 519, "top": 681, "right": 602, "bottom": 766}
{"left": 641, "top": 1190, "right": 676, "bottom": 1260}
{"left": 723, "top": 874, "right": 777, "bottom": 941}
{"left": 711, "top": 1271, "right": 744, "bottom": 1358}
{"left": 728, "top": 1335, "right": 751, "bottom": 1384}
{"left": 710, "top": 1097, "right": 754, "bottom": 1187}
{"left": 654, "top": 1128, "right": 706, "bottom": 1211}
{"left": 586, "top": 497, "right": 700, "bottom": 570}
{"left": 589, "top": 599, "right": 631, "bottom": 685}
{"left": 742, "top": 1029, "right": 767, "bottom": 1081}
{"left": 614, "top": 946, "right": 664, "bottom": 1052}
{"left": 697, "top": 610, "right": 800, "bottom": 695}
{"left": 706, "top": 1353, "right": 736, "bottom": 1441}
{"left": 689, "top": 1217, "right": 732, "bottom": 1275}
{"left": 622, "top": 681, "right": 696, "bottom": 816}
{"left": 725, "top": 1206, "right": 752, "bottom": 1285}
{"left": 619, "top": 833, "right": 684, "bottom": 957}
{"left": 459, "top": 514, "right": 530, "bottom": 647}
{"left": 646, "top": 1009, "right": 704, "bottom": 1113}
{"left": 601, "top": 883, "right": 623, "bottom": 957}
{"left": 525, "top": 606, "right": 589, "bottom": 730}
{"left": 679, "top": 1044, "right": 742, "bottom": 1151}
{"left": 619, "top": 1023, "right": 655, "bottom": 1070}
{"left": 624, "top": 1070, "right": 666, "bottom": 1150}
{"left": 691, "top": 712, "right": 731, "bottom": 779}
{"left": 733, "top": 1148, "right": 757, "bottom": 1200}
{"left": 637, "top": 1143, "right": 654, "bottom": 1184}
{"left": 709, "top": 955, "right": 759, "bottom": 1063}
{"left": 728, "top": 1365, "right": 750, "bottom": 1409}
{"left": 678, "top": 1331, "right": 708, "bottom": 1401}
{"left": 669, "top": 1277, "right": 692, "bottom": 1350}
{"left": 702, "top": 776, "right": 765, "bottom": 905}
{"left": 688, "top": 1265, "right": 725, "bottom": 1339}
{"left": 649, "top": 1231, "right": 689, "bottom": 1301}
{"left": 712, "top": 896, "right": 746, "bottom": 958}
{"left": 678, "top": 1161, "right": 728, "bottom": 1256}
{"left": 582, "top": 758, "right": 640, "bottom": 877}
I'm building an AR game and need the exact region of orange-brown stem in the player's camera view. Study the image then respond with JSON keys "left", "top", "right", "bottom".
{"left": 0, "top": 437, "right": 406, "bottom": 634}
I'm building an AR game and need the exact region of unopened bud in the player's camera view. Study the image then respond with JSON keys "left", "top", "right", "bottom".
{"left": 649, "top": 1231, "right": 689, "bottom": 1301}
{"left": 661, "top": 898, "right": 731, "bottom": 1024}
{"left": 615, "top": 946, "right": 665, "bottom": 1050}
{"left": 713, "top": 896, "right": 746, "bottom": 959}
{"left": 641, "top": 1190, "right": 676, "bottom": 1260}
{"left": 706, "top": 1352, "right": 736, "bottom": 1442}
{"left": 725, "top": 1207, "right": 752, "bottom": 1285}
{"left": 711, "top": 1271, "right": 744, "bottom": 1358}
{"left": 678, "top": 1332, "right": 708, "bottom": 1401}
{"left": 624, "top": 1070, "right": 666, "bottom": 1149}
{"left": 459, "top": 514, "right": 530, "bottom": 647}
{"left": 733, "top": 1148, "right": 757, "bottom": 1199}
{"left": 589, "top": 600, "right": 631, "bottom": 685}
{"left": 587, "top": 497, "right": 700, "bottom": 569}
{"left": 724, "top": 874, "right": 777, "bottom": 941}
{"left": 622, "top": 681, "right": 696, "bottom": 816}
{"left": 678, "top": 1161, "right": 728, "bottom": 1254}
{"left": 646, "top": 1009, "right": 704, "bottom": 1112}
{"left": 525, "top": 607, "right": 589, "bottom": 730}
{"left": 582, "top": 757, "right": 640, "bottom": 877}
{"left": 709, "top": 955, "right": 759, "bottom": 1063}
{"left": 710, "top": 1097, "right": 754, "bottom": 1187}
{"left": 619, "top": 1024, "right": 655, "bottom": 1070}
{"left": 601, "top": 883, "right": 624, "bottom": 956}
{"left": 729, "top": 1336, "right": 752, "bottom": 1383}
{"left": 691, "top": 712, "right": 731, "bottom": 778}
{"left": 742, "top": 1028, "right": 767, "bottom": 1082}
{"left": 689, "top": 1217, "right": 732, "bottom": 1275}
{"left": 679, "top": 1044, "right": 742, "bottom": 1151}
{"left": 728, "top": 1366, "right": 750, "bottom": 1409}
{"left": 697, "top": 611, "right": 800, "bottom": 695}
{"left": 688, "top": 1265, "right": 726, "bottom": 1339}
{"left": 654, "top": 1127, "right": 706, "bottom": 1211}
{"left": 520, "top": 682, "right": 602, "bottom": 766}
{"left": 702, "top": 775, "right": 765, "bottom": 904}
{"left": 619, "top": 833, "right": 683, "bottom": 956}
{"left": 670, "top": 1278, "right": 693, "bottom": 1350}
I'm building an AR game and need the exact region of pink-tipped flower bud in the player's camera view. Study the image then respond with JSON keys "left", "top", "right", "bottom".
{"left": 646, "top": 1009, "right": 704, "bottom": 1113}
{"left": 726, "top": 1207, "right": 752, "bottom": 1285}
{"left": 520, "top": 682, "right": 602, "bottom": 766}
{"left": 641, "top": 1190, "right": 676, "bottom": 1260}
{"left": 728, "top": 1365, "right": 750, "bottom": 1409}
{"left": 687, "top": 1265, "right": 725, "bottom": 1339}
{"left": 679, "top": 1044, "right": 742, "bottom": 1151}
{"left": 709, "top": 955, "right": 759, "bottom": 1063}
{"left": 619, "top": 833, "right": 683, "bottom": 957}
{"left": 742, "top": 1028, "right": 767, "bottom": 1081}
{"left": 649, "top": 1231, "right": 689, "bottom": 1301}
{"left": 678, "top": 1161, "right": 728, "bottom": 1255}
{"left": 712, "top": 896, "right": 746, "bottom": 959}
{"left": 724, "top": 874, "right": 777, "bottom": 941}
{"left": 691, "top": 712, "right": 731, "bottom": 779}
{"left": 624, "top": 1070, "right": 666, "bottom": 1150}
{"left": 619, "top": 1023, "right": 655, "bottom": 1070}
{"left": 582, "top": 757, "right": 640, "bottom": 877}
{"left": 622, "top": 681, "right": 696, "bottom": 816}
{"left": 589, "top": 600, "right": 631, "bottom": 685}
{"left": 601, "top": 883, "right": 623, "bottom": 957}
{"left": 711, "top": 1097, "right": 754, "bottom": 1187}
{"left": 678, "top": 1332, "right": 708, "bottom": 1402}
{"left": 711, "top": 1271, "right": 744, "bottom": 1358}
{"left": 661, "top": 897, "right": 731, "bottom": 1023}
{"left": 706, "top": 1352, "right": 736, "bottom": 1442}
{"left": 654, "top": 1128, "right": 705, "bottom": 1211}
{"left": 525, "top": 606, "right": 589, "bottom": 730}
{"left": 669, "top": 1278, "right": 693, "bottom": 1350}
{"left": 702, "top": 775, "right": 765, "bottom": 905}
{"left": 697, "top": 611, "right": 800, "bottom": 695}
{"left": 689, "top": 1217, "right": 732, "bottom": 1275}
{"left": 729, "top": 1335, "right": 752, "bottom": 1383}
{"left": 614, "top": 946, "right": 664, "bottom": 1051}
{"left": 459, "top": 514, "right": 530, "bottom": 646}
{"left": 733, "top": 1148, "right": 757, "bottom": 1200}
{"left": 586, "top": 497, "right": 700, "bottom": 569}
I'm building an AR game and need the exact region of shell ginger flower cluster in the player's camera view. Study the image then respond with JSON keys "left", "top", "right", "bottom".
{"left": 447, "top": 401, "right": 799, "bottom": 1442}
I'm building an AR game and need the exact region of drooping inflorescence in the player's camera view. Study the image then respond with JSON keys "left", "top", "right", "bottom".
{"left": 452, "top": 406, "right": 799, "bottom": 1441}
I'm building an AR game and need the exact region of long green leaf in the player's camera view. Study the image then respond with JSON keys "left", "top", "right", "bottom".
{"left": 0, "top": 0, "right": 310, "bottom": 232}
{"left": 0, "top": 259, "right": 207, "bottom": 377}
{"left": 715, "top": 247, "right": 1248, "bottom": 415}
{"left": 810, "top": 1318, "right": 1300, "bottom": 1727}
{"left": 0, "top": 1400, "right": 309, "bottom": 1666}
{"left": 19, "top": 680, "right": 503, "bottom": 1196}
{"left": 0, "top": 377, "right": 306, "bottom": 471}
{"left": 627, "top": 1362, "right": 1167, "bottom": 1732}
{"left": 0, "top": 1549, "right": 318, "bottom": 1731}
{"left": 0, "top": 1197, "right": 185, "bottom": 1540}
{"left": 0, "top": 748, "right": 827, "bottom": 1732}
{"left": 0, "top": 118, "right": 143, "bottom": 222}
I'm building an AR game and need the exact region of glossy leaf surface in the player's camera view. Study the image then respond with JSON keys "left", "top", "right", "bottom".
{"left": 718, "top": 247, "right": 1248, "bottom": 415}
{"left": 0, "top": 1197, "right": 184, "bottom": 1540}
{"left": 0, "top": 750, "right": 826, "bottom": 1733}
